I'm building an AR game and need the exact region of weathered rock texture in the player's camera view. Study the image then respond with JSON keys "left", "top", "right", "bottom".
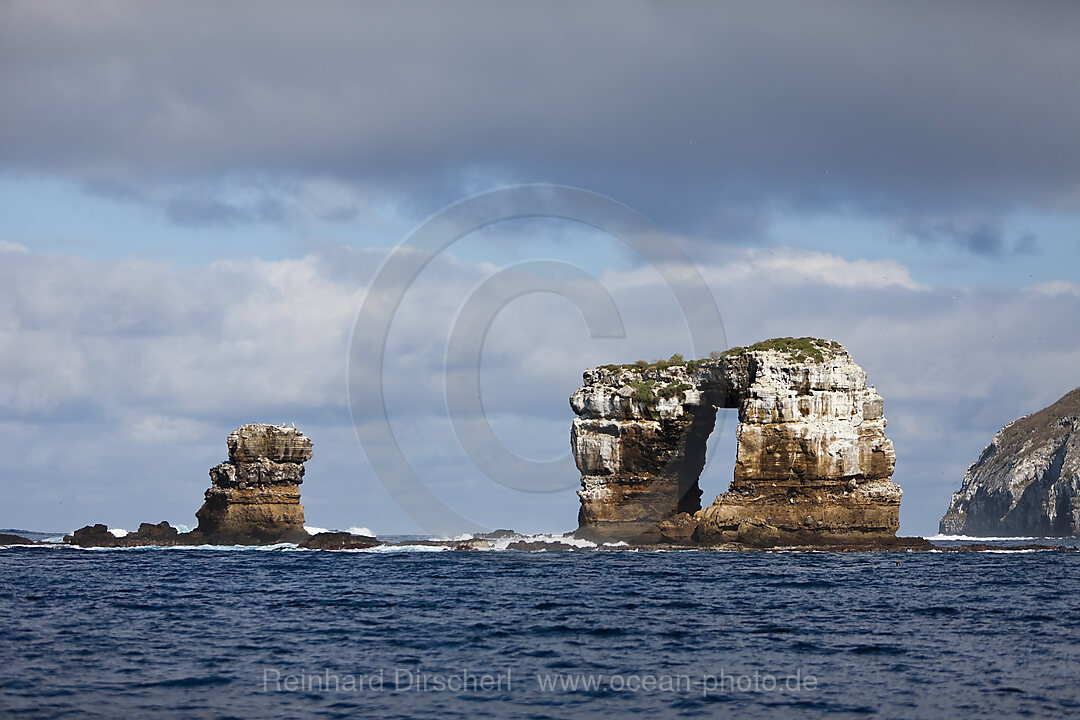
{"left": 194, "top": 424, "right": 312, "bottom": 544}
{"left": 570, "top": 339, "right": 902, "bottom": 545}
{"left": 940, "top": 387, "right": 1080, "bottom": 536}
{"left": 301, "top": 531, "right": 381, "bottom": 550}
{"left": 64, "top": 521, "right": 187, "bottom": 548}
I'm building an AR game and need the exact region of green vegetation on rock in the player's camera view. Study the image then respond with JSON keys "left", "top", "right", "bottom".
{"left": 720, "top": 337, "right": 841, "bottom": 364}
{"left": 597, "top": 338, "right": 842, "bottom": 375}
{"left": 658, "top": 381, "right": 691, "bottom": 398}
{"left": 600, "top": 353, "right": 706, "bottom": 373}
{"left": 629, "top": 379, "right": 656, "bottom": 403}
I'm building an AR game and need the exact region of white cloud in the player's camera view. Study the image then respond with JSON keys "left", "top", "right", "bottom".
{"left": 603, "top": 247, "right": 926, "bottom": 294}
{"left": 1032, "top": 279, "right": 1080, "bottom": 297}
{"left": 0, "top": 241, "right": 1078, "bottom": 537}
{"left": 126, "top": 414, "right": 209, "bottom": 445}
{"left": 734, "top": 248, "right": 927, "bottom": 290}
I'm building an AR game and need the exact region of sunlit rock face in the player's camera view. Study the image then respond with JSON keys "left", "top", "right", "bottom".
{"left": 940, "top": 387, "right": 1080, "bottom": 537}
{"left": 194, "top": 424, "right": 312, "bottom": 544}
{"left": 570, "top": 339, "right": 902, "bottom": 545}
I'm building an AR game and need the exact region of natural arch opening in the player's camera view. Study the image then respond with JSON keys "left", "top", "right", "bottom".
{"left": 695, "top": 407, "right": 740, "bottom": 511}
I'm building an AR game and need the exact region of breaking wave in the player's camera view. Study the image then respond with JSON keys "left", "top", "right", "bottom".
{"left": 304, "top": 525, "right": 375, "bottom": 537}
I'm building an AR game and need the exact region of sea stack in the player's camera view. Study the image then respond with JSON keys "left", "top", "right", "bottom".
{"left": 570, "top": 338, "right": 904, "bottom": 546}
{"left": 193, "top": 424, "right": 312, "bottom": 544}
{"left": 940, "top": 387, "right": 1080, "bottom": 536}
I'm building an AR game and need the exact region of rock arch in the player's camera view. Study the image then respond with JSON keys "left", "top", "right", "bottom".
{"left": 569, "top": 338, "right": 902, "bottom": 545}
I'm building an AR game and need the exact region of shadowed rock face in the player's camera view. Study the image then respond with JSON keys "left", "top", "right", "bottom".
{"left": 570, "top": 339, "right": 902, "bottom": 545}
{"left": 301, "top": 532, "right": 380, "bottom": 550}
{"left": 940, "top": 387, "right": 1080, "bottom": 537}
{"left": 64, "top": 521, "right": 184, "bottom": 548}
{"left": 194, "top": 424, "right": 311, "bottom": 544}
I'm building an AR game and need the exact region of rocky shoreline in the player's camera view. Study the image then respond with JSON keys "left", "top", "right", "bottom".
{"left": 4, "top": 528, "right": 1076, "bottom": 553}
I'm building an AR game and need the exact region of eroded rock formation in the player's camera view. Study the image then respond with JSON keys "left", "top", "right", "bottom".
{"left": 64, "top": 521, "right": 186, "bottom": 548}
{"left": 193, "top": 424, "right": 313, "bottom": 544}
{"left": 571, "top": 338, "right": 904, "bottom": 545}
{"left": 940, "top": 387, "right": 1080, "bottom": 536}
{"left": 301, "top": 531, "right": 381, "bottom": 550}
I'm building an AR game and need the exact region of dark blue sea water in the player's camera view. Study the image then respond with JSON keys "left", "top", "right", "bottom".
{"left": 2, "top": 543, "right": 1079, "bottom": 719}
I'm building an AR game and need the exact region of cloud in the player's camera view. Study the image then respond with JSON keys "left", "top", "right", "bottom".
{"left": 715, "top": 249, "right": 927, "bottom": 291}
{"left": 0, "top": 241, "right": 29, "bottom": 254}
{"left": 0, "top": 250, "right": 373, "bottom": 422}
{"left": 605, "top": 247, "right": 926, "bottom": 293}
{"left": 126, "top": 414, "right": 208, "bottom": 445}
{"left": 1033, "top": 280, "right": 1080, "bottom": 297}
{"left": 2, "top": 1, "right": 1079, "bottom": 233}
{"left": 2, "top": 241, "right": 1078, "bottom": 535}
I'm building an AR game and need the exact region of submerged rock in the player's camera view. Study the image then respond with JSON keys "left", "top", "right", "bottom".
{"left": 506, "top": 539, "right": 582, "bottom": 551}
{"left": 940, "top": 387, "right": 1080, "bottom": 536}
{"left": 475, "top": 529, "right": 518, "bottom": 540}
{"left": 194, "top": 424, "right": 312, "bottom": 544}
{"left": 570, "top": 338, "right": 903, "bottom": 545}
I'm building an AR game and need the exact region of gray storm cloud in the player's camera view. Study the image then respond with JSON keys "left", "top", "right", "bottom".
{"left": 2, "top": 0, "right": 1078, "bottom": 231}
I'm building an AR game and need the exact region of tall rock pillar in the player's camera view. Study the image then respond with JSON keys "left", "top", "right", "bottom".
{"left": 194, "top": 424, "right": 312, "bottom": 544}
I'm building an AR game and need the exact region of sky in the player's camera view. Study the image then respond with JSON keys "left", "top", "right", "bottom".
{"left": 1, "top": 1, "right": 1079, "bottom": 537}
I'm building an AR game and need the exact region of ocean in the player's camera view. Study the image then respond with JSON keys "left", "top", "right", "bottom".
{"left": 2, "top": 539, "right": 1079, "bottom": 719}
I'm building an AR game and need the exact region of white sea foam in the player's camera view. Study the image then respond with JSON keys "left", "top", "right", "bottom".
{"left": 61, "top": 542, "right": 305, "bottom": 552}
{"left": 476, "top": 532, "right": 598, "bottom": 551}
{"left": 328, "top": 532, "right": 596, "bottom": 553}
{"left": 361, "top": 543, "right": 450, "bottom": 553}
{"left": 304, "top": 525, "right": 376, "bottom": 537}
{"left": 929, "top": 534, "right": 1044, "bottom": 542}
{"left": 108, "top": 528, "right": 129, "bottom": 538}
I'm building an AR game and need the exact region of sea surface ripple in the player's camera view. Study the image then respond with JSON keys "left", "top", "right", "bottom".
{"left": 1, "top": 545, "right": 1079, "bottom": 718}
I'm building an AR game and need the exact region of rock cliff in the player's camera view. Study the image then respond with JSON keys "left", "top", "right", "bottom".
{"left": 940, "top": 387, "right": 1080, "bottom": 536}
{"left": 570, "top": 338, "right": 903, "bottom": 545}
{"left": 193, "top": 424, "right": 312, "bottom": 544}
